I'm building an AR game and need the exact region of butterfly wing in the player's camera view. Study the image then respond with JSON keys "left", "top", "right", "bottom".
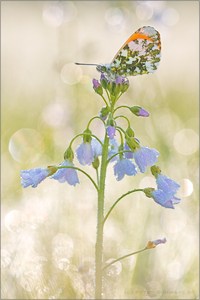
{"left": 110, "top": 26, "right": 161, "bottom": 77}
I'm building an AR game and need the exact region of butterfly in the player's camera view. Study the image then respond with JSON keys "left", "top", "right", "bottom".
{"left": 76, "top": 26, "right": 161, "bottom": 80}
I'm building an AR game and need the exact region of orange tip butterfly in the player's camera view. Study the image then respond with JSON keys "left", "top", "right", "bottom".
{"left": 76, "top": 26, "right": 161, "bottom": 80}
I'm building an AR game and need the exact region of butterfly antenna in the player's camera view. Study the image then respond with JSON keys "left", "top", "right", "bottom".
{"left": 75, "top": 62, "right": 99, "bottom": 66}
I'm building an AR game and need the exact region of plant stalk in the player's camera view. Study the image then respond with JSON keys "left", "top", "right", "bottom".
{"left": 95, "top": 134, "right": 109, "bottom": 299}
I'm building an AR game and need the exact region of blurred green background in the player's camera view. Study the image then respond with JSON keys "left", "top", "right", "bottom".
{"left": 2, "top": 1, "right": 199, "bottom": 299}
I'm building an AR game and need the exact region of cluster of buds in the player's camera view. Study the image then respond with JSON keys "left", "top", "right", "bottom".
{"left": 93, "top": 74, "right": 129, "bottom": 100}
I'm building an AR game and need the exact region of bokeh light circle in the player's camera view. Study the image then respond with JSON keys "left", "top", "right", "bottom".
{"left": 136, "top": 3, "right": 153, "bottom": 21}
{"left": 104, "top": 7, "right": 125, "bottom": 26}
{"left": 42, "top": 2, "right": 64, "bottom": 27}
{"left": 42, "top": 102, "right": 66, "bottom": 128}
{"left": 178, "top": 178, "right": 193, "bottom": 197}
{"left": 173, "top": 128, "right": 198, "bottom": 155}
{"left": 60, "top": 63, "right": 82, "bottom": 85}
{"left": 9, "top": 128, "right": 45, "bottom": 163}
{"left": 161, "top": 7, "right": 179, "bottom": 26}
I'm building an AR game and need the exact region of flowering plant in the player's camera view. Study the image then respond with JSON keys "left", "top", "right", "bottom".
{"left": 21, "top": 72, "right": 180, "bottom": 298}
{"left": 21, "top": 25, "right": 181, "bottom": 299}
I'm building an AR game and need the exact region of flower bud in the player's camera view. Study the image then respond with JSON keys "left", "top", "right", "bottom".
{"left": 100, "top": 73, "right": 108, "bottom": 89}
{"left": 108, "top": 81, "right": 119, "bottom": 96}
{"left": 126, "top": 127, "right": 135, "bottom": 137}
{"left": 125, "top": 137, "right": 139, "bottom": 151}
{"left": 115, "top": 76, "right": 129, "bottom": 93}
{"left": 115, "top": 76, "right": 124, "bottom": 85}
{"left": 129, "top": 106, "right": 149, "bottom": 117}
{"left": 99, "top": 106, "right": 109, "bottom": 121}
{"left": 92, "top": 157, "right": 100, "bottom": 169}
{"left": 92, "top": 78, "right": 103, "bottom": 95}
{"left": 64, "top": 147, "right": 74, "bottom": 161}
{"left": 121, "top": 78, "right": 129, "bottom": 93}
{"left": 83, "top": 128, "right": 92, "bottom": 143}
{"left": 143, "top": 187, "right": 155, "bottom": 198}
{"left": 146, "top": 238, "right": 167, "bottom": 249}
{"left": 150, "top": 165, "right": 161, "bottom": 177}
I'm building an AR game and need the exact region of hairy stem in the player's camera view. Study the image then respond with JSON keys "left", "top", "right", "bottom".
{"left": 95, "top": 134, "right": 109, "bottom": 299}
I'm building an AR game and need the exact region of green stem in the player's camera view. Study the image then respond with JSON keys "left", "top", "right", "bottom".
{"left": 113, "top": 105, "right": 129, "bottom": 114}
{"left": 87, "top": 116, "right": 105, "bottom": 129}
{"left": 115, "top": 91, "right": 123, "bottom": 103}
{"left": 114, "top": 115, "right": 130, "bottom": 127}
{"left": 95, "top": 134, "right": 109, "bottom": 299}
{"left": 103, "top": 189, "right": 144, "bottom": 225}
{"left": 69, "top": 132, "right": 103, "bottom": 148}
{"left": 101, "top": 94, "right": 109, "bottom": 106}
{"left": 69, "top": 133, "right": 84, "bottom": 147}
{"left": 105, "top": 89, "right": 110, "bottom": 102}
{"left": 106, "top": 149, "right": 135, "bottom": 164}
{"left": 102, "top": 247, "right": 147, "bottom": 271}
{"left": 96, "top": 168, "right": 100, "bottom": 187}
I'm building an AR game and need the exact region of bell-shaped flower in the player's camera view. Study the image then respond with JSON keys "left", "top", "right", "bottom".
{"left": 114, "top": 158, "right": 137, "bottom": 181}
{"left": 20, "top": 167, "right": 52, "bottom": 188}
{"left": 148, "top": 168, "right": 181, "bottom": 209}
{"left": 51, "top": 160, "right": 79, "bottom": 186}
{"left": 156, "top": 173, "right": 180, "bottom": 196}
{"left": 76, "top": 138, "right": 102, "bottom": 166}
{"left": 133, "top": 147, "right": 159, "bottom": 173}
{"left": 91, "top": 138, "right": 102, "bottom": 158}
{"left": 106, "top": 125, "right": 116, "bottom": 139}
{"left": 152, "top": 189, "right": 180, "bottom": 209}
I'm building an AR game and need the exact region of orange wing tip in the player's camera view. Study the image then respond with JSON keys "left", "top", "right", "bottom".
{"left": 127, "top": 32, "right": 153, "bottom": 44}
{"left": 130, "top": 26, "right": 161, "bottom": 49}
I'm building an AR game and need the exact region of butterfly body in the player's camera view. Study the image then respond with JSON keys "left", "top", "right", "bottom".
{"left": 96, "top": 26, "right": 161, "bottom": 79}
